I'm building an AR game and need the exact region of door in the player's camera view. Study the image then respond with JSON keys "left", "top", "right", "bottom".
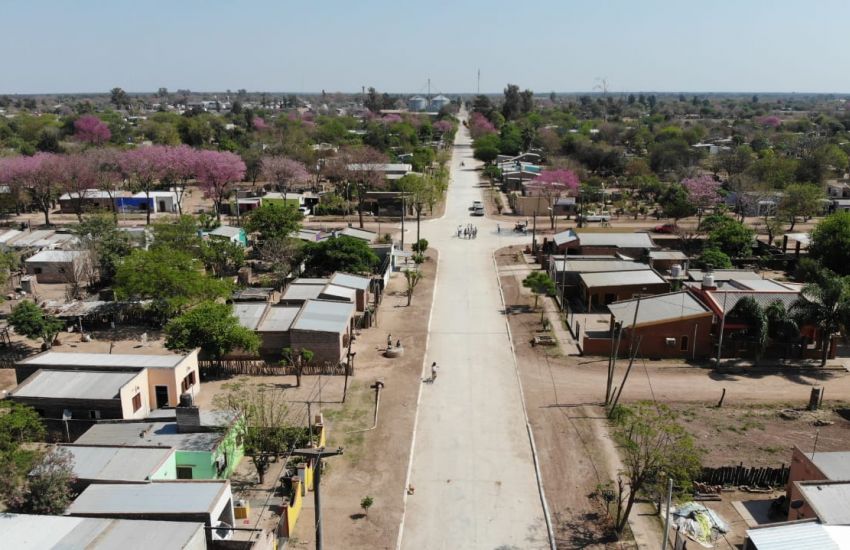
{"left": 154, "top": 386, "right": 169, "bottom": 409}
{"left": 176, "top": 466, "right": 193, "bottom": 479}
{"left": 158, "top": 200, "right": 166, "bottom": 212}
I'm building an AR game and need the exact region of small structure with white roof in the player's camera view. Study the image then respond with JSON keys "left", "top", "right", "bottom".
{"left": 25, "top": 249, "right": 88, "bottom": 283}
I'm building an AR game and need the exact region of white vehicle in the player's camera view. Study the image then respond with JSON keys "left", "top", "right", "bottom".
{"left": 578, "top": 210, "right": 611, "bottom": 222}
{"left": 471, "top": 206, "right": 485, "bottom": 216}
{"left": 298, "top": 206, "right": 311, "bottom": 216}
{"left": 472, "top": 200, "right": 483, "bottom": 208}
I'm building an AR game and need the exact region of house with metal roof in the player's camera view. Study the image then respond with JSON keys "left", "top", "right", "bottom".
{"left": 552, "top": 229, "right": 657, "bottom": 257}
{"left": 329, "top": 271, "right": 371, "bottom": 311}
{"left": 339, "top": 226, "right": 378, "bottom": 243}
{"left": 207, "top": 225, "right": 247, "bottom": 246}
{"left": 15, "top": 350, "right": 201, "bottom": 411}
{"left": 746, "top": 520, "right": 850, "bottom": 550}
{"left": 583, "top": 291, "right": 714, "bottom": 359}
{"left": 2, "top": 514, "right": 207, "bottom": 550}
{"left": 59, "top": 189, "right": 129, "bottom": 214}
{"left": 788, "top": 446, "right": 850, "bottom": 520}
{"left": 578, "top": 268, "right": 669, "bottom": 311}
{"left": 791, "top": 480, "right": 850, "bottom": 525}
{"left": 289, "top": 299, "right": 356, "bottom": 364}
{"left": 25, "top": 249, "right": 89, "bottom": 283}
{"left": 67, "top": 480, "right": 235, "bottom": 544}
{"left": 8, "top": 369, "right": 151, "bottom": 427}
{"left": 75, "top": 403, "right": 245, "bottom": 481}
{"left": 54, "top": 445, "right": 176, "bottom": 490}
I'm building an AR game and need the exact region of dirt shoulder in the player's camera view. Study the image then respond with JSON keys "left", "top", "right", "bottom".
{"left": 289, "top": 250, "right": 438, "bottom": 550}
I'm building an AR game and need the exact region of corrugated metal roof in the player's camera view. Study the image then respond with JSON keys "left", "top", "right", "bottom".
{"left": 233, "top": 302, "right": 267, "bottom": 330}
{"left": 258, "top": 306, "right": 299, "bottom": 332}
{"left": 68, "top": 481, "right": 228, "bottom": 515}
{"left": 705, "top": 290, "right": 800, "bottom": 314}
{"left": 9, "top": 229, "right": 55, "bottom": 247}
{"left": 19, "top": 351, "right": 186, "bottom": 369}
{"left": 800, "top": 482, "right": 850, "bottom": 524}
{"left": 0, "top": 229, "right": 22, "bottom": 244}
{"left": 321, "top": 284, "right": 357, "bottom": 301}
{"left": 2, "top": 514, "right": 206, "bottom": 550}
{"left": 11, "top": 370, "right": 137, "bottom": 400}
{"left": 608, "top": 291, "right": 710, "bottom": 326}
{"left": 552, "top": 259, "right": 640, "bottom": 274}
{"left": 553, "top": 229, "right": 579, "bottom": 247}
{"left": 291, "top": 278, "right": 329, "bottom": 285}
{"left": 76, "top": 421, "right": 222, "bottom": 451}
{"left": 58, "top": 445, "right": 173, "bottom": 482}
{"left": 811, "top": 452, "right": 850, "bottom": 481}
{"left": 746, "top": 521, "right": 846, "bottom": 550}
{"left": 292, "top": 299, "right": 355, "bottom": 333}
{"left": 648, "top": 250, "right": 689, "bottom": 260}
{"left": 209, "top": 225, "right": 242, "bottom": 238}
{"left": 330, "top": 272, "right": 371, "bottom": 290}
{"left": 282, "top": 283, "right": 325, "bottom": 301}
{"left": 577, "top": 232, "right": 656, "bottom": 249}
{"left": 580, "top": 269, "right": 666, "bottom": 288}
{"left": 730, "top": 279, "right": 796, "bottom": 291}
{"left": 688, "top": 269, "right": 763, "bottom": 282}
{"left": 25, "top": 250, "right": 84, "bottom": 263}
{"left": 340, "top": 227, "right": 377, "bottom": 242}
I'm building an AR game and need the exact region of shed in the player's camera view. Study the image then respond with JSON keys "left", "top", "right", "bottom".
{"left": 319, "top": 283, "right": 357, "bottom": 304}
{"left": 256, "top": 305, "right": 300, "bottom": 352}
{"left": 25, "top": 249, "right": 88, "bottom": 283}
{"left": 1, "top": 514, "right": 207, "bottom": 550}
{"left": 208, "top": 225, "right": 247, "bottom": 246}
{"left": 67, "top": 480, "right": 234, "bottom": 542}
{"left": 578, "top": 269, "right": 669, "bottom": 310}
{"left": 289, "top": 299, "right": 355, "bottom": 364}
{"left": 745, "top": 521, "right": 850, "bottom": 550}
{"left": 281, "top": 282, "right": 326, "bottom": 305}
{"left": 329, "top": 271, "right": 371, "bottom": 311}
{"left": 55, "top": 445, "right": 176, "bottom": 488}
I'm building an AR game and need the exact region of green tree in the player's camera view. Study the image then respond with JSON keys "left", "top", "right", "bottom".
{"left": 705, "top": 215, "right": 755, "bottom": 257}
{"left": 473, "top": 133, "right": 500, "bottom": 164}
{"left": 202, "top": 239, "right": 245, "bottom": 277}
{"left": 244, "top": 203, "right": 303, "bottom": 242}
{"left": 658, "top": 184, "right": 697, "bottom": 222}
{"left": 165, "top": 301, "right": 259, "bottom": 360}
{"left": 302, "top": 236, "right": 379, "bottom": 276}
{"left": 8, "top": 301, "right": 64, "bottom": 348}
{"left": 18, "top": 447, "right": 76, "bottom": 515}
{"left": 779, "top": 183, "right": 824, "bottom": 231}
{"left": 728, "top": 296, "right": 768, "bottom": 361}
{"left": 360, "top": 495, "right": 374, "bottom": 516}
{"left": 791, "top": 270, "right": 850, "bottom": 366}
{"left": 765, "top": 300, "right": 799, "bottom": 359}
{"left": 697, "top": 248, "right": 732, "bottom": 269}
{"left": 114, "top": 249, "right": 231, "bottom": 322}
{"left": 404, "top": 269, "right": 423, "bottom": 306}
{"left": 522, "top": 271, "right": 556, "bottom": 311}
{"left": 74, "top": 214, "right": 133, "bottom": 285}
{"left": 152, "top": 215, "right": 204, "bottom": 256}
{"left": 281, "top": 347, "right": 314, "bottom": 388}
{"left": 611, "top": 402, "right": 700, "bottom": 534}
{"left": 810, "top": 211, "right": 850, "bottom": 275}
{"left": 502, "top": 84, "right": 521, "bottom": 120}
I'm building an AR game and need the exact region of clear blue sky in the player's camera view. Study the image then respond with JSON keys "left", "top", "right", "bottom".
{"left": 3, "top": 0, "right": 849, "bottom": 95}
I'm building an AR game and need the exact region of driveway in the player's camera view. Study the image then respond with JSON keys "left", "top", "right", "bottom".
{"left": 398, "top": 111, "right": 550, "bottom": 549}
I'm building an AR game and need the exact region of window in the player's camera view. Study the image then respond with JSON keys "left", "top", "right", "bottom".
{"left": 33, "top": 267, "right": 42, "bottom": 274}
{"left": 58, "top": 267, "right": 66, "bottom": 274}
{"left": 181, "top": 371, "right": 196, "bottom": 393}
{"left": 132, "top": 393, "right": 142, "bottom": 412}
{"left": 680, "top": 336, "right": 689, "bottom": 351}
{"left": 176, "top": 466, "right": 193, "bottom": 479}
{"left": 89, "top": 410, "right": 101, "bottom": 420}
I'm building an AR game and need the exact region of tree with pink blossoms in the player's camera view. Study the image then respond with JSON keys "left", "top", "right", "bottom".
{"left": 0, "top": 157, "right": 28, "bottom": 215}
{"left": 84, "top": 149, "right": 124, "bottom": 220}
{"left": 73, "top": 115, "right": 111, "bottom": 146}
{"left": 527, "top": 169, "right": 580, "bottom": 229}
{"left": 120, "top": 146, "right": 168, "bottom": 225}
{"left": 260, "top": 156, "right": 310, "bottom": 196}
{"left": 10, "top": 153, "right": 63, "bottom": 226}
{"left": 252, "top": 117, "right": 269, "bottom": 131}
{"left": 756, "top": 115, "right": 782, "bottom": 129}
{"left": 682, "top": 174, "right": 722, "bottom": 227}
{"left": 342, "top": 147, "right": 390, "bottom": 228}
{"left": 194, "top": 150, "right": 246, "bottom": 222}
{"left": 468, "top": 112, "right": 497, "bottom": 139}
{"left": 432, "top": 120, "right": 453, "bottom": 136}
{"left": 159, "top": 145, "right": 199, "bottom": 214}
{"left": 56, "top": 153, "right": 98, "bottom": 221}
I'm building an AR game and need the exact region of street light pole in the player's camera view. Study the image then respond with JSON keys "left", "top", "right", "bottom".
{"left": 291, "top": 447, "right": 344, "bottom": 550}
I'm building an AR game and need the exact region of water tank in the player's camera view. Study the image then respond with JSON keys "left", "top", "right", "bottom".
{"left": 212, "top": 521, "right": 233, "bottom": 541}
{"left": 670, "top": 264, "right": 682, "bottom": 278}
{"left": 702, "top": 273, "right": 715, "bottom": 289}
{"left": 179, "top": 392, "right": 194, "bottom": 407}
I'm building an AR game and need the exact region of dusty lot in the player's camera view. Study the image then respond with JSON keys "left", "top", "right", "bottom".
{"left": 290, "top": 250, "right": 438, "bottom": 549}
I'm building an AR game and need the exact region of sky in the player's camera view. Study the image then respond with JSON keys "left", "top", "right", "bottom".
{"left": 2, "top": 0, "right": 849, "bottom": 95}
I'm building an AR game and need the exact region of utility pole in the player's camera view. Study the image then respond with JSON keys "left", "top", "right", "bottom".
{"left": 531, "top": 212, "right": 537, "bottom": 253}
{"left": 609, "top": 294, "right": 643, "bottom": 414}
{"left": 662, "top": 477, "right": 673, "bottom": 550}
{"left": 477, "top": 69, "right": 480, "bottom": 95}
{"left": 715, "top": 291, "right": 728, "bottom": 367}
{"left": 400, "top": 192, "right": 405, "bottom": 252}
{"left": 291, "top": 447, "right": 344, "bottom": 550}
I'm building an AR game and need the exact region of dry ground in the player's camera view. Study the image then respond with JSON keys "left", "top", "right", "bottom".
{"left": 288, "top": 250, "right": 438, "bottom": 549}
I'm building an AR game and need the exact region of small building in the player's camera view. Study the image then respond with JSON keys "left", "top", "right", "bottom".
{"left": 66, "top": 480, "right": 235, "bottom": 544}
{"left": 790, "top": 480, "right": 850, "bottom": 525}
{"left": 745, "top": 521, "right": 850, "bottom": 550}
{"left": 583, "top": 291, "right": 714, "bottom": 358}
{"left": 8, "top": 229, "right": 77, "bottom": 250}
{"left": 59, "top": 189, "right": 128, "bottom": 213}
{"left": 25, "top": 250, "right": 88, "bottom": 283}
{"left": 8, "top": 369, "right": 151, "bottom": 422}
{"left": 261, "top": 191, "right": 305, "bottom": 207}
{"left": 16, "top": 350, "right": 201, "bottom": 410}
{"left": 339, "top": 226, "right": 378, "bottom": 243}
{"left": 255, "top": 305, "right": 300, "bottom": 353}
{"left": 787, "top": 446, "right": 850, "bottom": 520}
{"left": 280, "top": 281, "right": 327, "bottom": 305}
{"left": 579, "top": 269, "right": 669, "bottom": 310}
{"left": 207, "top": 225, "right": 247, "bottom": 246}
{"left": 346, "top": 163, "right": 412, "bottom": 181}
{"left": 647, "top": 250, "right": 689, "bottom": 273}
{"left": 115, "top": 191, "right": 179, "bottom": 214}
{"left": 55, "top": 445, "right": 176, "bottom": 490}
{"left": 1, "top": 514, "right": 207, "bottom": 550}
{"left": 553, "top": 229, "right": 657, "bottom": 258}
{"left": 289, "top": 299, "right": 355, "bottom": 364}
{"left": 329, "top": 271, "right": 371, "bottom": 311}
{"left": 76, "top": 406, "right": 245, "bottom": 480}
{"left": 319, "top": 283, "right": 357, "bottom": 304}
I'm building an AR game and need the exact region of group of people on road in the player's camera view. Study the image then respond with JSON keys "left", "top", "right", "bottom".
{"left": 457, "top": 224, "right": 478, "bottom": 239}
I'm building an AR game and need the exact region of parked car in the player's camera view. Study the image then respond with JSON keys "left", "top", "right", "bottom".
{"left": 653, "top": 223, "right": 678, "bottom": 234}
{"left": 469, "top": 201, "right": 483, "bottom": 211}
{"left": 471, "top": 206, "right": 485, "bottom": 216}
{"left": 577, "top": 210, "right": 611, "bottom": 222}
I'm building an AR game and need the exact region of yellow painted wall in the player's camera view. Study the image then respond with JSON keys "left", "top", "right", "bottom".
{"left": 146, "top": 349, "right": 201, "bottom": 408}
{"left": 119, "top": 370, "right": 150, "bottom": 419}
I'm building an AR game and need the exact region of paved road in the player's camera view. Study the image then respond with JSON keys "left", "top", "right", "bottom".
{"left": 398, "top": 112, "right": 550, "bottom": 549}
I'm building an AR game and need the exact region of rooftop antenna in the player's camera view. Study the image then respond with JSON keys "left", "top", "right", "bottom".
{"left": 427, "top": 78, "right": 431, "bottom": 104}
{"left": 477, "top": 69, "right": 481, "bottom": 94}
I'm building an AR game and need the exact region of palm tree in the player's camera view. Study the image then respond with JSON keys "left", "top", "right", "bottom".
{"left": 790, "top": 271, "right": 850, "bottom": 366}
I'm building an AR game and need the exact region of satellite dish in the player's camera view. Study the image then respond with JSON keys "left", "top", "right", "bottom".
{"left": 790, "top": 499, "right": 805, "bottom": 510}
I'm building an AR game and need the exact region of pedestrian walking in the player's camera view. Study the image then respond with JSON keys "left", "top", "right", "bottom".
{"left": 430, "top": 361, "right": 438, "bottom": 381}
{"left": 497, "top": 223, "right": 500, "bottom": 233}
{"left": 387, "top": 334, "right": 392, "bottom": 349}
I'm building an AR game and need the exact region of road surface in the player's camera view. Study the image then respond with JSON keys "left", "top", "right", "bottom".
{"left": 398, "top": 111, "right": 550, "bottom": 549}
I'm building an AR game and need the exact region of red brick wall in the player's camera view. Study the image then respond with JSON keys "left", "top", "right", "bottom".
{"left": 583, "top": 315, "right": 713, "bottom": 359}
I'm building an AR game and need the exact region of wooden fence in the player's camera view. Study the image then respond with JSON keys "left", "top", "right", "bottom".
{"left": 696, "top": 463, "right": 789, "bottom": 488}
{"left": 199, "top": 360, "right": 351, "bottom": 379}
